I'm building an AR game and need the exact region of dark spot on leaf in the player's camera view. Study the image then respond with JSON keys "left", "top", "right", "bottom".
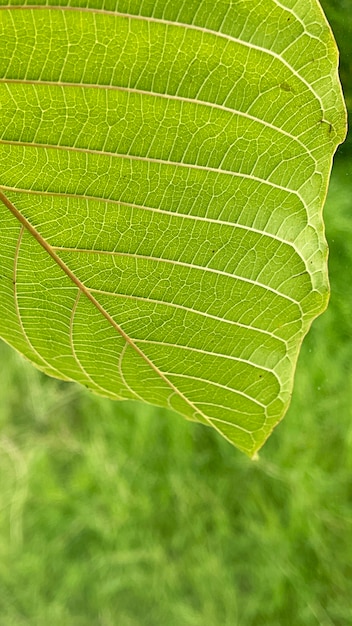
{"left": 280, "top": 82, "right": 294, "bottom": 93}
{"left": 319, "top": 119, "right": 333, "bottom": 135}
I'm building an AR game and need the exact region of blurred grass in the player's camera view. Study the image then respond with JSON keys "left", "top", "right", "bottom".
{"left": 0, "top": 162, "right": 352, "bottom": 625}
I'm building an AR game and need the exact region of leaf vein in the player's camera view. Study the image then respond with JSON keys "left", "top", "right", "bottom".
{"left": 53, "top": 246, "right": 303, "bottom": 309}
{"left": 0, "top": 78, "right": 316, "bottom": 162}
{"left": 0, "top": 4, "right": 326, "bottom": 115}
{"left": 0, "top": 139, "right": 310, "bottom": 205}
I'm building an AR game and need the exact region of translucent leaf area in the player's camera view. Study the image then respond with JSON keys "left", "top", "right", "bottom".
{"left": 0, "top": 0, "right": 346, "bottom": 454}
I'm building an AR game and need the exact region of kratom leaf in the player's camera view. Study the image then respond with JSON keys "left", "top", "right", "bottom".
{"left": 0, "top": 0, "right": 346, "bottom": 455}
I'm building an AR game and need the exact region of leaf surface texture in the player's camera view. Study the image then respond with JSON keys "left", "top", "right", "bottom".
{"left": 0, "top": 0, "right": 346, "bottom": 454}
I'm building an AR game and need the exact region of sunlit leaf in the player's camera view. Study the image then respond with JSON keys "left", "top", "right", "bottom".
{"left": 0, "top": 0, "right": 346, "bottom": 454}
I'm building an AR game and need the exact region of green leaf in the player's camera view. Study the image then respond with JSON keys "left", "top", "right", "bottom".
{"left": 0, "top": 0, "right": 346, "bottom": 455}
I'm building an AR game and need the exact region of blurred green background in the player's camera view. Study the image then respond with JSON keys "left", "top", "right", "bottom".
{"left": 0, "top": 1, "right": 351, "bottom": 624}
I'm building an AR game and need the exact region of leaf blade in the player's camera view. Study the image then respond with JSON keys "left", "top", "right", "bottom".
{"left": 0, "top": 0, "right": 347, "bottom": 454}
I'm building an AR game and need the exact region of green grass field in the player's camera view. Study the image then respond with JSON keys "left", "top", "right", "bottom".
{"left": 0, "top": 161, "right": 351, "bottom": 625}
